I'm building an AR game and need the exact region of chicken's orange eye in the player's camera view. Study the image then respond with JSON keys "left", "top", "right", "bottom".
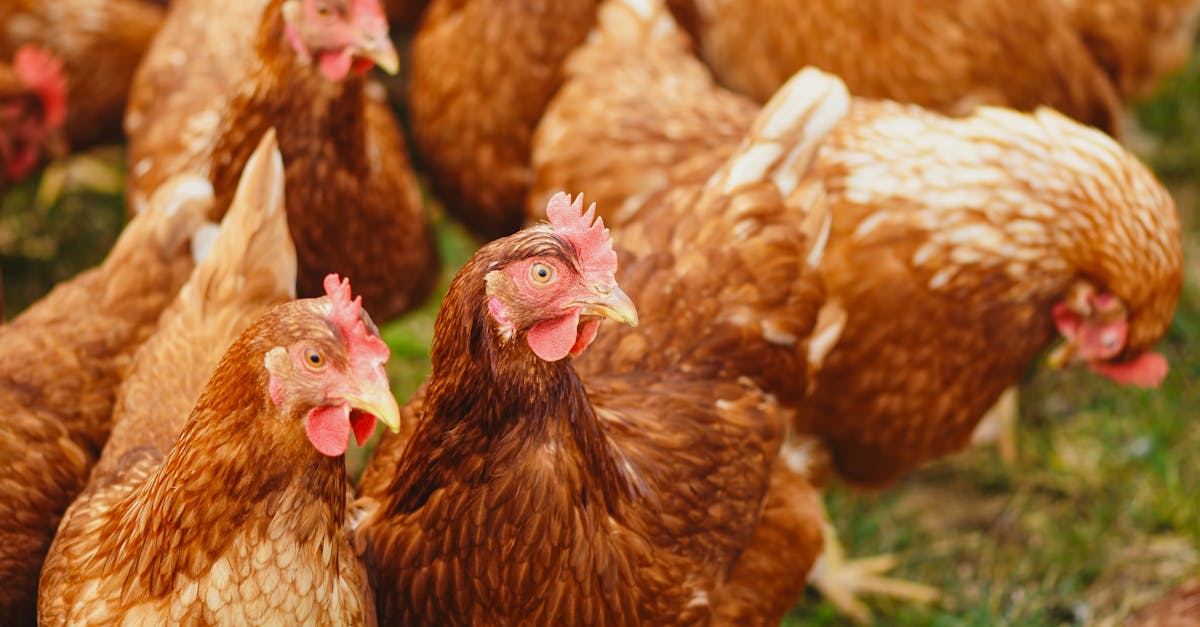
{"left": 305, "top": 349, "right": 325, "bottom": 368}
{"left": 530, "top": 262, "right": 555, "bottom": 285}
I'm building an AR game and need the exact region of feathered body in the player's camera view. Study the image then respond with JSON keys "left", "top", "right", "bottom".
{"left": 667, "top": 0, "right": 1124, "bottom": 133}
{"left": 41, "top": 138, "right": 398, "bottom": 623}
{"left": 0, "top": 175, "right": 212, "bottom": 626}
{"left": 805, "top": 101, "right": 1181, "bottom": 486}
{"left": 127, "top": 0, "right": 437, "bottom": 320}
{"left": 408, "top": 0, "right": 597, "bottom": 238}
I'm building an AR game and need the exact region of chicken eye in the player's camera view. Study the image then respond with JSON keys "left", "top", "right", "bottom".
{"left": 305, "top": 349, "right": 325, "bottom": 368}
{"left": 315, "top": 1, "right": 330, "bottom": 15}
{"left": 530, "top": 262, "right": 555, "bottom": 285}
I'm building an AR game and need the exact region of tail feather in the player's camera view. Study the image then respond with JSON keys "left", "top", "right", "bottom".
{"left": 183, "top": 128, "right": 297, "bottom": 309}
{"left": 96, "top": 130, "right": 296, "bottom": 476}
{"left": 709, "top": 67, "right": 850, "bottom": 209}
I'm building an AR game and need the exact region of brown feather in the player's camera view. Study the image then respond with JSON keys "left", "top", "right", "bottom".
{"left": 669, "top": 0, "right": 1124, "bottom": 134}
{"left": 408, "top": 0, "right": 599, "bottom": 238}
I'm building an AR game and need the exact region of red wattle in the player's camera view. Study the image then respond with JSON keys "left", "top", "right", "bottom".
{"left": 305, "top": 405, "right": 350, "bottom": 457}
{"left": 527, "top": 311, "right": 581, "bottom": 361}
{"left": 318, "top": 50, "right": 354, "bottom": 82}
{"left": 1089, "top": 352, "right": 1169, "bottom": 388}
{"left": 351, "top": 410, "right": 378, "bottom": 447}
{"left": 570, "top": 320, "right": 600, "bottom": 356}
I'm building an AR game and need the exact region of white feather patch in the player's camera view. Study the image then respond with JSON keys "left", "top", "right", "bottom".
{"left": 191, "top": 223, "right": 220, "bottom": 264}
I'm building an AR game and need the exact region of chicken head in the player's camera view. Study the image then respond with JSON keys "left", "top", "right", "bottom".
{"left": 282, "top": 0, "right": 400, "bottom": 81}
{"left": 1049, "top": 281, "right": 1169, "bottom": 387}
{"left": 264, "top": 273, "right": 401, "bottom": 456}
{"left": 1, "top": 45, "right": 67, "bottom": 182}
{"left": 485, "top": 192, "right": 639, "bottom": 362}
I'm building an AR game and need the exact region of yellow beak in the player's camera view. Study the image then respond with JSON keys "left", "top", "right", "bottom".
{"left": 576, "top": 284, "right": 639, "bottom": 328}
{"left": 345, "top": 380, "right": 401, "bottom": 433}
{"left": 357, "top": 34, "right": 400, "bottom": 75}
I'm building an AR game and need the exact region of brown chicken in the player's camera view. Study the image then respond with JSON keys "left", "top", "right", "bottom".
{"left": 1065, "top": 0, "right": 1200, "bottom": 101}
{"left": 806, "top": 101, "right": 1181, "bottom": 487}
{"left": 40, "top": 135, "right": 403, "bottom": 624}
{"left": 0, "top": 173, "right": 213, "bottom": 626}
{"left": 0, "top": 0, "right": 165, "bottom": 149}
{"left": 666, "top": 0, "right": 1126, "bottom": 134}
{"left": 408, "top": 0, "right": 598, "bottom": 238}
{"left": 0, "top": 44, "right": 67, "bottom": 186}
{"left": 529, "top": 0, "right": 1183, "bottom": 620}
{"left": 357, "top": 47, "right": 848, "bottom": 620}
{"left": 127, "top": 0, "right": 437, "bottom": 321}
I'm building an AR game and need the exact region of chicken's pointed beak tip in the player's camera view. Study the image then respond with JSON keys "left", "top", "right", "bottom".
{"left": 579, "top": 284, "right": 639, "bottom": 328}
{"left": 377, "top": 394, "right": 402, "bottom": 433}
{"left": 362, "top": 38, "right": 400, "bottom": 75}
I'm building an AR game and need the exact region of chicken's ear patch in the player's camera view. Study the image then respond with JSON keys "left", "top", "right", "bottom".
{"left": 264, "top": 346, "right": 290, "bottom": 406}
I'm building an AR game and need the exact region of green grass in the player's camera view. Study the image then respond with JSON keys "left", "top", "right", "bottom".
{"left": 4, "top": 50, "right": 1199, "bottom": 627}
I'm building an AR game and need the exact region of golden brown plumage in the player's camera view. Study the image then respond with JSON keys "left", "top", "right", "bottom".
{"left": 0, "top": 173, "right": 212, "bottom": 626}
{"left": 127, "top": 0, "right": 437, "bottom": 321}
{"left": 667, "top": 0, "right": 1125, "bottom": 134}
{"left": 0, "top": 0, "right": 164, "bottom": 148}
{"left": 527, "top": 0, "right": 754, "bottom": 229}
{"left": 408, "top": 0, "right": 597, "bottom": 238}
{"left": 806, "top": 101, "right": 1182, "bottom": 487}
{"left": 39, "top": 134, "right": 400, "bottom": 625}
{"left": 355, "top": 113, "right": 840, "bottom": 619}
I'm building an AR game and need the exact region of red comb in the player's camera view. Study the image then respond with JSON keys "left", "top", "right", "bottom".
{"left": 545, "top": 192, "right": 617, "bottom": 277}
{"left": 13, "top": 45, "right": 67, "bottom": 129}
{"left": 323, "top": 274, "right": 389, "bottom": 367}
